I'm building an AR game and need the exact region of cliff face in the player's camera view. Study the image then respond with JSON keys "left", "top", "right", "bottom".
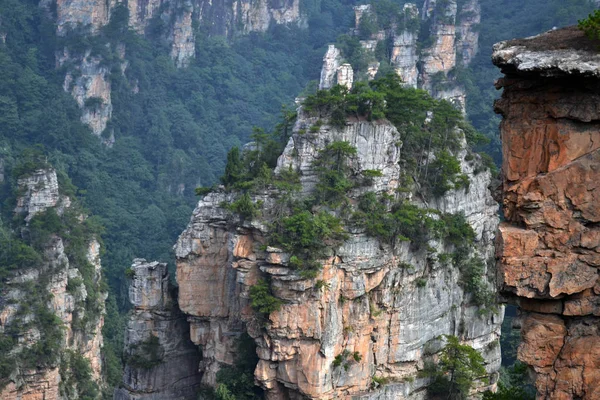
{"left": 320, "top": 0, "right": 480, "bottom": 112}
{"left": 0, "top": 167, "right": 106, "bottom": 399}
{"left": 173, "top": 109, "right": 502, "bottom": 399}
{"left": 493, "top": 27, "right": 600, "bottom": 399}
{"left": 49, "top": 0, "right": 305, "bottom": 138}
{"left": 114, "top": 259, "right": 202, "bottom": 400}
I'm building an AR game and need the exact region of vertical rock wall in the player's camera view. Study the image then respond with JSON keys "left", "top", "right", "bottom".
{"left": 0, "top": 168, "right": 105, "bottom": 399}
{"left": 321, "top": 0, "right": 480, "bottom": 112}
{"left": 174, "top": 109, "right": 502, "bottom": 399}
{"left": 114, "top": 259, "right": 202, "bottom": 400}
{"left": 493, "top": 27, "right": 600, "bottom": 399}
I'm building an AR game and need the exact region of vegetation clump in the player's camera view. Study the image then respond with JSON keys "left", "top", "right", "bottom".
{"left": 425, "top": 335, "right": 487, "bottom": 400}
{"left": 249, "top": 278, "right": 282, "bottom": 315}
{"left": 126, "top": 335, "right": 163, "bottom": 369}
{"left": 579, "top": 10, "right": 600, "bottom": 41}
{"left": 302, "top": 75, "right": 488, "bottom": 197}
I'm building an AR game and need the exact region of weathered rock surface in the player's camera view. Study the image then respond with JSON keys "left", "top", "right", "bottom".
{"left": 320, "top": 0, "right": 480, "bottom": 112}
{"left": 494, "top": 26, "right": 600, "bottom": 399}
{"left": 456, "top": 0, "right": 480, "bottom": 65}
{"left": 13, "top": 167, "right": 66, "bottom": 221}
{"left": 115, "top": 259, "right": 202, "bottom": 400}
{"left": 319, "top": 45, "right": 343, "bottom": 90}
{"left": 391, "top": 4, "right": 419, "bottom": 88}
{"left": 0, "top": 168, "right": 105, "bottom": 399}
{"left": 60, "top": 49, "right": 113, "bottom": 138}
{"left": 175, "top": 108, "right": 502, "bottom": 399}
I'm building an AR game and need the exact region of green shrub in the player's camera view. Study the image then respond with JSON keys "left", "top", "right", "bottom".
{"left": 60, "top": 351, "right": 100, "bottom": 400}
{"left": 249, "top": 279, "right": 282, "bottom": 315}
{"left": 195, "top": 186, "right": 214, "bottom": 196}
{"left": 214, "top": 333, "right": 264, "bottom": 400}
{"left": 127, "top": 335, "right": 163, "bottom": 369}
{"left": 579, "top": 10, "right": 600, "bottom": 41}
{"left": 427, "top": 335, "right": 487, "bottom": 400}
{"left": 227, "top": 192, "right": 261, "bottom": 220}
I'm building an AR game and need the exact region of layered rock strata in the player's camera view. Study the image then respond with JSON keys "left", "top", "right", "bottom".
{"left": 175, "top": 109, "right": 502, "bottom": 399}
{"left": 493, "top": 26, "right": 600, "bottom": 399}
{"left": 115, "top": 259, "right": 202, "bottom": 400}
{"left": 0, "top": 167, "right": 105, "bottom": 399}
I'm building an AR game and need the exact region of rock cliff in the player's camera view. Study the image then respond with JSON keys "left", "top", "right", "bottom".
{"left": 0, "top": 167, "right": 106, "bottom": 399}
{"left": 320, "top": 0, "right": 480, "bottom": 112}
{"left": 173, "top": 105, "right": 502, "bottom": 398}
{"left": 48, "top": 0, "right": 306, "bottom": 139}
{"left": 493, "top": 26, "right": 600, "bottom": 399}
{"left": 114, "top": 259, "right": 202, "bottom": 400}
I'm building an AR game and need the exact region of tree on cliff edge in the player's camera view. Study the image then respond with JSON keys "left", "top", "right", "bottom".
{"left": 427, "top": 335, "right": 487, "bottom": 400}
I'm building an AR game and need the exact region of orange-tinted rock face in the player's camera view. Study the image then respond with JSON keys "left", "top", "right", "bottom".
{"left": 494, "top": 27, "right": 600, "bottom": 399}
{"left": 175, "top": 113, "right": 503, "bottom": 399}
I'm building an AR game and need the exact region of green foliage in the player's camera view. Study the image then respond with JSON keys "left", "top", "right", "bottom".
{"left": 271, "top": 210, "right": 347, "bottom": 273}
{"left": 579, "top": 10, "right": 600, "bottom": 41}
{"left": 332, "top": 349, "right": 360, "bottom": 370}
{"left": 313, "top": 141, "right": 357, "bottom": 205}
{"left": 427, "top": 149, "right": 470, "bottom": 196}
{"left": 226, "top": 192, "right": 261, "bottom": 220}
{"left": 126, "top": 335, "right": 163, "bottom": 369}
{"left": 303, "top": 83, "right": 386, "bottom": 128}
{"left": 60, "top": 351, "right": 101, "bottom": 400}
{"left": 304, "top": 76, "right": 480, "bottom": 197}
{"left": 11, "top": 146, "right": 50, "bottom": 178}
{"left": 249, "top": 279, "right": 282, "bottom": 315}
{"left": 195, "top": 186, "right": 215, "bottom": 196}
{"left": 0, "top": 226, "right": 42, "bottom": 285}
{"left": 352, "top": 192, "right": 441, "bottom": 247}
{"left": 221, "top": 147, "right": 245, "bottom": 187}
{"left": 214, "top": 333, "right": 263, "bottom": 400}
{"left": 455, "top": 252, "right": 497, "bottom": 314}
{"left": 440, "top": 212, "right": 475, "bottom": 247}
{"left": 483, "top": 362, "right": 535, "bottom": 400}
{"left": 358, "top": 13, "right": 379, "bottom": 39}
{"left": 427, "top": 335, "right": 487, "bottom": 400}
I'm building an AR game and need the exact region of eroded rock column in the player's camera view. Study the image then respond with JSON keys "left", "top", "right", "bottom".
{"left": 493, "top": 27, "right": 600, "bottom": 399}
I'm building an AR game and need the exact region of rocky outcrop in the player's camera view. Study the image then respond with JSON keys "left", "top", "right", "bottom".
{"left": 0, "top": 167, "right": 105, "bottom": 399}
{"left": 54, "top": 0, "right": 114, "bottom": 35}
{"left": 320, "top": 0, "right": 479, "bottom": 112}
{"left": 420, "top": 0, "right": 458, "bottom": 91}
{"left": 175, "top": 107, "right": 502, "bottom": 398}
{"left": 52, "top": 0, "right": 306, "bottom": 142}
{"left": 493, "top": 26, "right": 600, "bottom": 399}
{"left": 170, "top": 4, "right": 196, "bottom": 68}
{"left": 319, "top": 45, "right": 343, "bottom": 90}
{"left": 60, "top": 49, "right": 113, "bottom": 138}
{"left": 456, "top": 0, "right": 481, "bottom": 65}
{"left": 336, "top": 63, "right": 354, "bottom": 89}
{"left": 127, "top": 0, "right": 163, "bottom": 33}
{"left": 115, "top": 259, "right": 202, "bottom": 400}
{"left": 13, "top": 167, "right": 66, "bottom": 221}
{"left": 391, "top": 4, "right": 419, "bottom": 88}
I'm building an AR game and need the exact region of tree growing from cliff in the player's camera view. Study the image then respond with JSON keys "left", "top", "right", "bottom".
{"left": 579, "top": 10, "right": 600, "bottom": 41}
{"left": 426, "top": 335, "right": 486, "bottom": 400}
